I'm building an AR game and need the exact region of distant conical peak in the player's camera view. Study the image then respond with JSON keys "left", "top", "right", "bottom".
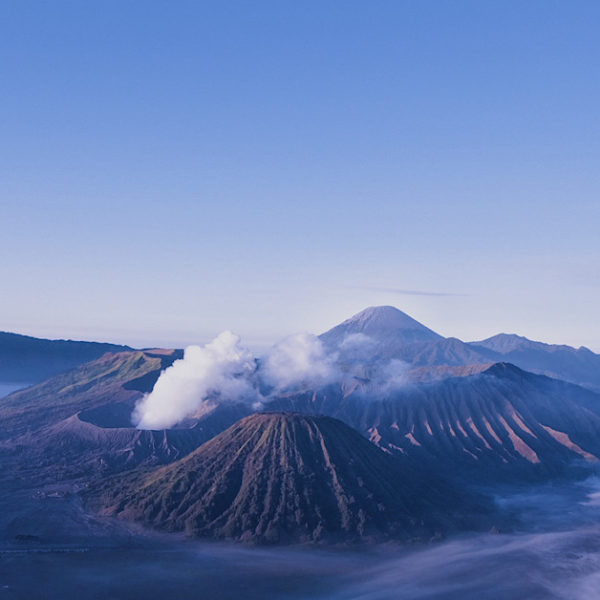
{"left": 321, "top": 306, "right": 442, "bottom": 342}
{"left": 480, "top": 333, "right": 529, "bottom": 343}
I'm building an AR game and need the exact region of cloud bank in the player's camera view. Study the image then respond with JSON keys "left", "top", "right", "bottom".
{"left": 133, "top": 331, "right": 408, "bottom": 430}
{"left": 261, "top": 333, "right": 339, "bottom": 391}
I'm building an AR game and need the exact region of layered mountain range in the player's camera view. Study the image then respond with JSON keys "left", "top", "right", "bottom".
{"left": 322, "top": 306, "right": 600, "bottom": 390}
{"left": 270, "top": 364, "right": 600, "bottom": 482}
{"left": 1, "top": 306, "right": 599, "bottom": 544}
{"left": 3, "top": 306, "right": 598, "bottom": 390}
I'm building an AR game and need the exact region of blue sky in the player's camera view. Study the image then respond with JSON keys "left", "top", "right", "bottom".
{"left": 1, "top": 1, "right": 599, "bottom": 350}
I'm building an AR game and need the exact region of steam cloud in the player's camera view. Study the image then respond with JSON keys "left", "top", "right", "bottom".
{"left": 261, "top": 333, "right": 339, "bottom": 390}
{"left": 133, "top": 331, "right": 408, "bottom": 430}
{"left": 133, "top": 331, "right": 257, "bottom": 430}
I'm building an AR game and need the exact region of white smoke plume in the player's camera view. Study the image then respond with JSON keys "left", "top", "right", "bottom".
{"left": 133, "top": 330, "right": 410, "bottom": 430}
{"left": 260, "top": 333, "right": 340, "bottom": 391}
{"left": 133, "top": 331, "right": 257, "bottom": 430}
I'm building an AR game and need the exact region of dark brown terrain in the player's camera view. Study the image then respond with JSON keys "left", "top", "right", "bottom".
{"left": 92, "top": 413, "right": 491, "bottom": 544}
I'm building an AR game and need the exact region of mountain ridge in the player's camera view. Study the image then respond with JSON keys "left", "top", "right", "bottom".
{"left": 469, "top": 333, "right": 600, "bottom": 390}
{"left": 0, "top": 330, "right": 133, "bottom": 385}
{"left": 266, "top": 363, "right": 600, "bottom": 481}
{"left": 320, "top": 306, "right": 600, "bottom": 391}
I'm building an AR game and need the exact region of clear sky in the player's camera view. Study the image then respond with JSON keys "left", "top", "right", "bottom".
{"left": 1, "top": 1, "right": 599, "bottom": 350}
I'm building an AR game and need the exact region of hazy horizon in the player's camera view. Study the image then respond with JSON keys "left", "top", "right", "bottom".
{"left": 4, "top": 302, "right": 600, "bottom": 354}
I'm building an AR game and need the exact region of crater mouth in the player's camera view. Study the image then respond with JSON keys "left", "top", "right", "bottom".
{"left": 78, "top": 401, "right": 202, "bottom": 430}
{"left": 78, "top": 402, "right": 137, "bottom": 428}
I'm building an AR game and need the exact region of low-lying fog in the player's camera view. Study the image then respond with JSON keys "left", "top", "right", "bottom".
{"left": 3, "top": 478, "right": 600, "bottom": 599}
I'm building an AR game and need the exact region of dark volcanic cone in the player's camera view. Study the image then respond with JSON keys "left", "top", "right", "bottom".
{"left": 95, "top": 413, "right": 490, "bottom": 544}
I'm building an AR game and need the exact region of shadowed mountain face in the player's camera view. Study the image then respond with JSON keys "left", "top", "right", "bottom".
{"left": 94, "top": 413, "right": 491, "bottom": 544}
{"left": 267, "top": 364, "right": 600, "bottom": 482}
{"left": 0, "top": 330, "right": 132, "bottom": 384}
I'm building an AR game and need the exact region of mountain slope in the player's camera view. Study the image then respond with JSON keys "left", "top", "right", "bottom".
{"left": 0, "top": 349, "right": 252, "bottom": 482}
{"left": 410, "top": 337, "right": 490, "bottom": 367}
{"left": 320, "top": 307, "right": 600, "bottom": 391}
{"left": 470, "top": 334, "right": 600, "bottom": 391}
{"left": 267, "top": 364, "right": 600, "bottom": 481}
{"left": 94, "top": 413, "right": 490, "bottom": 544}
{"left": 0, "top": 330, "right": 132, "bottom": 384}
{"left": 320, "top": 306, "right": 442, "bottom": 349}
{"left": 320, "top": 306, "right": 495, "bottom": 368}
{"left": 3, "top": 401, "right": 251, "bottom": 483}
{"left": 0, "top": 349, "right": 180, "bottom": 441}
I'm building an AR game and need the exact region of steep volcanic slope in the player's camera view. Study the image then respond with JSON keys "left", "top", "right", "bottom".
{"left": 319, "top": 306, "right": 442, "bottom": 346}
{"left": 470, "top": 333, "right": 600, "bottom": 391}
{"left": 5, "top": 402, "right": 251, "bottom": 483}
{"left": 0, "top": 350, "right": 177, "bottom": 440}
{"left": 0, "top": 330, "right": 132, "bottom": 384}
{"left": 0, "top": 349, "right": 251, "bottom": 481}
{"left": 267, "top": 364, "right": 600, "bottom": 481}
{"left": 95, "top": 413, "right": 490, "bottom": 544}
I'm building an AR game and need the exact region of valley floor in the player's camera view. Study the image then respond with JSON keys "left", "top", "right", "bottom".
{"left": 2, "top": 476, "right": 600, "bottom": 599}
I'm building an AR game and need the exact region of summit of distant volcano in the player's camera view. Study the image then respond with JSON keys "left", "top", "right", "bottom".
{"left": 320, "top": 306, "right": 442, "bottom": 351}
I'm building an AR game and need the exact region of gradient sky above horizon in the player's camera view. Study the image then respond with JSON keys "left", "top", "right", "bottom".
{"left": 1, "top": 1, "right": 599, "bottom": 351}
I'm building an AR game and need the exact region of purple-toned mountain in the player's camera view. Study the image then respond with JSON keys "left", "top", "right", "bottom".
{"left": 320, "top": 306, "right": 492, "bottom": 369}
{"left": 320, "top": 305, "right": 442, "bottom": 353}
{"left": 470, "top": 333, "right": 600, "bottom": 391}
{"left": 4, "top": 306, "right": 600, "bottom": 492}
{"left": 321, "top": 306, "right": 600, "bottom": 391}
{"left": 5, "top": 401, "right": 250, "bottom": 483}
{"left": 266, "top": 363, "right": 600, "bottom": 481}
{"left": 92, "top": 413, "right": 491, "bottom": 544}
